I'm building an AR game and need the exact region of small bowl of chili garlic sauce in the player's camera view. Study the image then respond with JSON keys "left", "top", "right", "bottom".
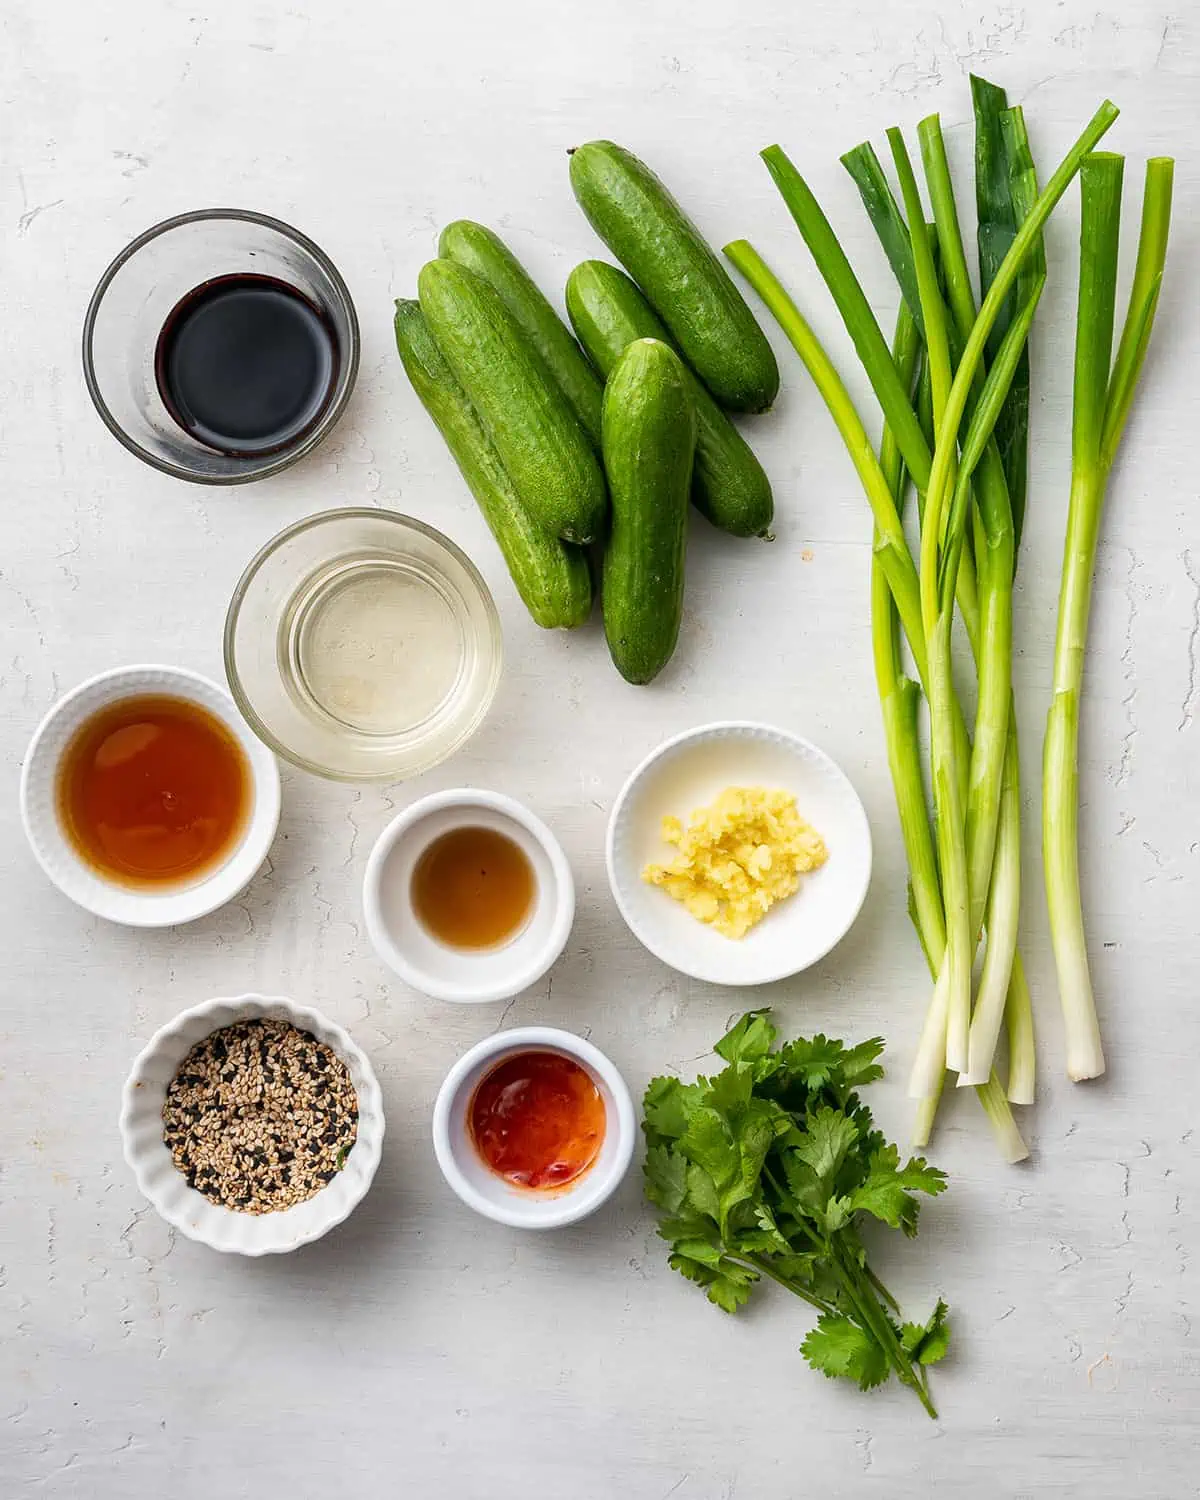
{"left": 363, "top": 789, "right": 575, "bottom": 1004}
{"left": 432, "top": 1027, "right": 636, "bottom": 1229}
{"left": 20, "top": 664, "right": 280, "bottom": 926}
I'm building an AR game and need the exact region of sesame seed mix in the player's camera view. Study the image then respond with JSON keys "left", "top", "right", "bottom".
{"left": 162, "top": 1019, "right": 358, "bottom": 1214}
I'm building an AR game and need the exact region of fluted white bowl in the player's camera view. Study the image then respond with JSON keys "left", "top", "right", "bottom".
{"left": 119, "top": 993, "right": 384, "bottom": 1255}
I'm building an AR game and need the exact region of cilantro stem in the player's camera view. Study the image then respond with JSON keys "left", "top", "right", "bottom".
{"left": 832, "top": 1241, "right": 938, "bottom": 1418}
{"left": 741, "top": 1255, "right": 838, "bottom": 1319}
{"left": 863, "top": 1263, "right": 902, "bottom": 1314}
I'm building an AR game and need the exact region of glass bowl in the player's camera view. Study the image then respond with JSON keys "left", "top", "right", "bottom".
{"left": 82, "top": 209, "right": 359, "bottom": 484}
{"left": 225, "top": 509, "right": 503, "bottom": 782}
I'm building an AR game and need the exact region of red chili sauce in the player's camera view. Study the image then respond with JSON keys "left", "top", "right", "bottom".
{"left": 469, "top": 1050, "right": 606, "bottom": 1192}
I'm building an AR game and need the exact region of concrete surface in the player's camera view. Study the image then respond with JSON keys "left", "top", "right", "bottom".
{"left": 2, "top": 1, "right": 1197, "bottom": 1494}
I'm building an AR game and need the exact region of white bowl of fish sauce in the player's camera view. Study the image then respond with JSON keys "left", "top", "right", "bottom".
{"left": 362, "top": 788, "right": 575, "bottom": 1003}
{"left": 119, "top": 993, "right": 385, "bottom": 1256}
{"left": 432, "top": 1027, "right": 635, "bottom": 1229}
{"left": 19, "top": 664, "right": 281, "bottom": 927}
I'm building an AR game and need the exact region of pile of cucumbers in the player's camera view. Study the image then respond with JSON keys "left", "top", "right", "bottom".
{"left": 393, "top": 140, "right": 779, "bottom": 684}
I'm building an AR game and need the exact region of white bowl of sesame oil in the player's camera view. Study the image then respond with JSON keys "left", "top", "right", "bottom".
{"left": 119, "top": 994, "right": 384, "bottom": 1255}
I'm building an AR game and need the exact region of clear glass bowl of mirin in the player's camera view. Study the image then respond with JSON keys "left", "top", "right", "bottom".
{"left": 82, "top": 209, "right": 359, "bottom": 484}
{"left": 225, "top": 508, "right": 503, "bottom": 782}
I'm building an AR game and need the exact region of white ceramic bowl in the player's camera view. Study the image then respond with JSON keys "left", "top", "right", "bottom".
{"left": 606, "top": 721, "right": 872, "bottom": 987}
{"left": 19, "top": 664, "right": 281, "bottom": 927}
{"left": 432, "top": 1026, "right": 635, "bottom": 1229}
{"left": 362, "top": 789, "right": 575, "bottom": 1004}
{"left": 119, "top": 993, "right": 385, "bottom": 1255}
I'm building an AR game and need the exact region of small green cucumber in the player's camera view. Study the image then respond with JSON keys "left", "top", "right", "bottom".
{"left": 569, "top": 140, "right": 780, "bottom": 414}
{"left": 438, "top": 220, "right": 604, "bottom": 445}
{"left": 565, "top": 259, "right": 774, "bottom": 538}
{"left": 601, "top": 339, "right": 697, "bottom": 684}
{"left": 394, "top": 300, "right": 591, "bottom": 629}
{"left": 417, "top": 259, "right": 607, "bottom": 544}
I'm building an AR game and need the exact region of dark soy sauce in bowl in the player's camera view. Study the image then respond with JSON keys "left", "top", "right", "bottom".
{"left": 154, "top": 273, "right": 338, "bottom": 456}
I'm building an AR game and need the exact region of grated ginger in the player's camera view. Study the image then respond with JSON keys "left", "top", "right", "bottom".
{"left": 642, "top": 786, "right": 828, "bottom": 939}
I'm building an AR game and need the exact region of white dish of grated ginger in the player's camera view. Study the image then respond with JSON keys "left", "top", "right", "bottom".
{"left": 606, "top": 722, "right": 872, "bottom": 987}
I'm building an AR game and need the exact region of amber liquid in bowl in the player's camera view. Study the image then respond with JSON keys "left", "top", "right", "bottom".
{"left": 411, "top": 825, "right": 535, "bottom": 950}
{"left": 56, "top": 694, "right": 250, "bottom": 888}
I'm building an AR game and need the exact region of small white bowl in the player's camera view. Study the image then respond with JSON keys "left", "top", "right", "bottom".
{"left": 607, "top": 721, "right": 872, "bottom": 987}
{"left": 119, "top": 993, "right": 385, "bottom": 1256}
{"left": 362, "top": 789, "right": 575, "bottom": 1004}
{"left": 19, "top": 664, "right": 281, "bottom": 927}
{"left": 432, "top": 1026, "right": 635, "bottom": 1229}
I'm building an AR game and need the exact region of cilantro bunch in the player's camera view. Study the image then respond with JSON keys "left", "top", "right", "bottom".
{"left": 643, "top": 1011, "right": 950, "bottom": 1417}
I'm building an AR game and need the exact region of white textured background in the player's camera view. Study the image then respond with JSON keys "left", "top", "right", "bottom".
{"left": 2, "top": 2, "right": 1197, "bottom": 1495}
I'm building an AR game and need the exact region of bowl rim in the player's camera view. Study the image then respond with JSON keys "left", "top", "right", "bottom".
{"left": 604, "top": 718, "right": 873, "bottom": 986}
{"left": 431, "top": 1026, "right": 635, "bottom": 1229}
{"left": 81, "top": 207, "right": 361, "bottom": 486}
{"left": 118, "top": 992, "right": 385, "bottom": 1255}
{"left": 223, "top": 507, "right": 503, "bottom": 783}
{"left": 362, "top": 787, "right": 576, "bottom": 1003}
{"left": 18, "top": 662, "right": 281, "bottom": 928}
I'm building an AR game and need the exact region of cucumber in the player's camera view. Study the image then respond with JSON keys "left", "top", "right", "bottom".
{"left": 393, "top": 300, "right": 592, "bottom": 630}
{"left": 438, "top": 220, "right": 604, "bottom": 446}
{"left": 566, "top": 260, "right": 774, "bottom": 538}
{"left": 417, "top": 259, "right": 607, "bottom": 544}
{"left": 568, "top": 141, "right": 780, "bottom": 414}
{"left": 601, "top": 339, "right": 696, "bottom": 684}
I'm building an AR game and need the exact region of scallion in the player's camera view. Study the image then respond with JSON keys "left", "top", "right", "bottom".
{"left": 1044, "top": 152, "right": 1173, "bottom": 1081}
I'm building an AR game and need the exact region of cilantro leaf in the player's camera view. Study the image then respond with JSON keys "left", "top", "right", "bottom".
{"left": 720, "top": 1195, "right": 792, "bottom": 1256}
{"left": 668, "top": 1247, "right": 758, "bottom": 1313}
{"left": 682, "top": 1106, "right": 738, "bottom": 1190}
{"left": 706, "top": 1062, "right": 755, "bottom": 1116}
{"left": 685, "top": 1162, "right": 721, "bottom": 1222}
{"left": 900, "top": 1299, "right": 951, "bottom": 1366}
{"left": 801, "top": 1314, "right": 891, "bottom": 1390}
{"left": 779, "top": 1148, "right": 824, "bottom": 1219}
{"left": 644, "top": 1144, "right": 688, "bottom": 1214}
{"left": 714, "top": 1009, "right": 777, "bottom": 1066}
{"left": 849, "top": 1145, "right": 948, "bottom": 1237}
{"left": 643, "top": 1076, "right": 703, "bottom": 1143}
{"left": 793, "top": 1107, "right": 860, "bottom": 1183}
{"left": 837, "top": 1037, "right": 887, "bottom": 1091}
{"left": 777, "top": 1034, "right": 847, "bottom": 1092}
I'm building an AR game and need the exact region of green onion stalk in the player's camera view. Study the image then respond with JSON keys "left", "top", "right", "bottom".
{"left": 727, "top": 92, "right": 1119, "bottom": 1146}
{"left": 886, "top": 127, "right": 973, "bottom": 1078}
{"left": 872, "top": 303, "right": 1029, "bottom": 1162}
{"left": 727, "top": 240, "right": 1026, "bottom": 1158}
{"left": 905, "top": 103, "right": 1120, "bottom": 1087}
{"left": 1044, "top": 152, "right": 1173, "bottom": 1081}
{"left": 918, "top": 105, "right": 1045, "bottom": 1090}
{"left": 841, "top": 109, "right": 1037, "bottom": 1102}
